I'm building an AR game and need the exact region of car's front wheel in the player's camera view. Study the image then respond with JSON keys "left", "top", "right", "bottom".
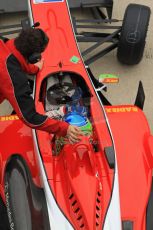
{"left": 117, "top": 4, "right": 151, "bottom": 65}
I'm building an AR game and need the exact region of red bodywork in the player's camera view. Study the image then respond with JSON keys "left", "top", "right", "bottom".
{"left": 0, "top": 1, "right": 153, "bottom": 229}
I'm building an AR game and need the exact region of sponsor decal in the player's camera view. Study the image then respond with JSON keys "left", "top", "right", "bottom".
{"left": 0, "top": 115, "right": 19, "bottom": 122}
{"left": 5, "top": 182, "right": 15, "bottom": 230}
{"left": 106, "top": 107, "right": 138, "bottom": 113}
{"left": 99, "top": 74, "right": 119, "bottom": 83}
{"left": 70, "top": 55, "right": 80, "bottom": 64}
{"left": 34, "top": 0, "right": 64, "bottom": 3}
{"left": 126, "top": 31, "right": 140, "bottom": 44}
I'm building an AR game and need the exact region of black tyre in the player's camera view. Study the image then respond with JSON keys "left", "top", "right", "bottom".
{"left": 117, "top": 4, "right": 151, "bottom": 65}
{"left": 5, "top": 168, "right": 33, "bottom": 230}
{"left": 5, "top": 158, "right": 50, "bottom": 230}
{"left": 0, "top": 196, "right": 9, "bottom": 230}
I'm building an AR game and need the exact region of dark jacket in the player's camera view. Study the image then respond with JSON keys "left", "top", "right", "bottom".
{"left": 0, "top": 39, "right": 69, "bottom": 136}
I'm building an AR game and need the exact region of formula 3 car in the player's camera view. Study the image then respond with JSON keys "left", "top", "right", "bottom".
{"left": 0, "top": 0, "right": 152, "bottom": 230}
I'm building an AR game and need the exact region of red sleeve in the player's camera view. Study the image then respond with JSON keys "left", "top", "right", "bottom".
{"left": 26, "top": 63, "right": 39, "bottom": 75}
{"left": 4, "top": 54, "right": 69, "bottom": 136}
{"left": 38, "top": 118, "right": 69, "bottom": 137}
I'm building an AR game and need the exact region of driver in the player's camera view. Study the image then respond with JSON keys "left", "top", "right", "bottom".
{"left": 0, "top": 28, "right": 81, "bottom": 143}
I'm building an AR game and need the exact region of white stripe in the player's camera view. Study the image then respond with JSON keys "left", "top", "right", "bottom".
{"left": 34, "top": 0, "right": 64, "bottom": 3}
{"left": 32, "top": 130, "right": 74, "bottom": 230}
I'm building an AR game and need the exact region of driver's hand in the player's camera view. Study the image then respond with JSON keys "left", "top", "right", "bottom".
{"left": 34, "top": 58, "right": 44, "bottom": 70}
{"left": 67, "top": 125, "right": 83, "bottom": 144}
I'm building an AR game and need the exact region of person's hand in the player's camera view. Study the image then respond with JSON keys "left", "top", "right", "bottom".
{"left": 34, "top": 58, "right": 44, "bottom": 70}
{"left": 67, "top": 125, "right": 83, "bottom": 144}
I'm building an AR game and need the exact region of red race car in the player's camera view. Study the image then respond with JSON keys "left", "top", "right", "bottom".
{"left": 0, "top": 1, "right": 152, "bottom": 230}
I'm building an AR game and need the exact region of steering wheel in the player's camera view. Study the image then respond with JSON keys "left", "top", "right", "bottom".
{"left": 47, "top": 82, "right": 76, "bottom": 105}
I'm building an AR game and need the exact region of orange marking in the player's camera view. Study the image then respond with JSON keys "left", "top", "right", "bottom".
{"left": 106, "top": 107, "right": 138, "bottom": 113}
{"left": 99, "top": 78, "right": 119, "bottom": 83}
{"left": 0, "top": 115, "right": 19, "bottom": 122}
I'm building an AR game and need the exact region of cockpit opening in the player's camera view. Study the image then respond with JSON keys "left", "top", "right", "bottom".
{"left": 39, "top": 72, "right": 99, "bottom": 154}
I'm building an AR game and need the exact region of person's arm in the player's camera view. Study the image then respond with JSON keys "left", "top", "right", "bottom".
{"left": 26, "top": 63, "right": 39, "bottom": 75}
{"left": 26, "top": 58, "right": 44, "bottom": 75}
{"left": 4, "top": 54, "right": 69, "bottom": 136}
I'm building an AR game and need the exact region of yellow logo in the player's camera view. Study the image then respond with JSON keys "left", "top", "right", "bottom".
{"left": 106, "top": 107, "right": 138, "bottom": 113}
{"left": 0, "top": 115, "right": 19, "bottom": 122}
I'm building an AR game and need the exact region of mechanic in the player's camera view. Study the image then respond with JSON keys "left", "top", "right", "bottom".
{"left": 0, "top": 28, "right": 81, "bottom": 143}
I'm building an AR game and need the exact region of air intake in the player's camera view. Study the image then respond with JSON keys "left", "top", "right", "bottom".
{"left": 95, "top": 191, "right": 102, "bottom": 228}
{"left": 69, "top": 193, "right": 86, "bottom": 229}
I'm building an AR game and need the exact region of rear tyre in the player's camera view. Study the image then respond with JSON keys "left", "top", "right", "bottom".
{"left": 0, "top": 196, "right": 9, "bottom": 230}
{"left": 5, "top": 168, "right": 32, "bottom": 230}
{"left": 117, "top": 4, "right": 151, "bottom": 65}
{"left": 5, "top": 158, "right": 50, "bottom": 230}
